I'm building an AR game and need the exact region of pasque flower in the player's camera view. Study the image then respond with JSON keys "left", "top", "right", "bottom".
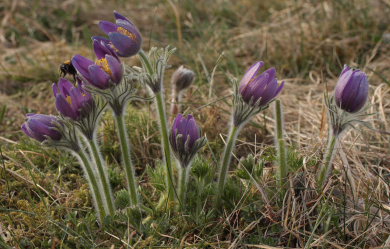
{"left": 170, "top": 66, "right": 195, "bottom": 119}
{"left": 239, "top": 61, "right": 284, "bottom": 107}
{"left": 72, "top": 53, "right": 123, "bottom": 90}
{"left": 169, "top": 113, "right": 206, "bottom": 204}
{"left": 21, "top": 114, "right": 62, "bottom": 142}
{"left": 93, "top": 37, "right": 119, "bottom": 60}
{"left": 169, "top": 114, "right": 206, "bottom": 167}
{"left": 53, "top": 78, "right": 94, "bottom": 120}
{"left": 172, "top": 66, "right": 195, "bottom": 92}
{"left": 334, "top": 65, "right": 369, "bottom": 113}
{"left": 99, "top": 11, "right": 142, "bottom": 57}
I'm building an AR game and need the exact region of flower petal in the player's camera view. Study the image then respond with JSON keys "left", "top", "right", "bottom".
{"left": 72, "top": 55, "right": 94, "bottom": 81}
{"left": 106, "top": 55, "right": 123, "bottom": 83}
{"left": 88, "top": 64, "right": 111, "bottom": 89}
{"left": 55, "top": 95, "right": 78, "bottom": 119}
{"left": 99, "top": 21, "right": 118, "bottom": 34}
{"left": 108, "top": 32, "right": 141, "bottom": 57}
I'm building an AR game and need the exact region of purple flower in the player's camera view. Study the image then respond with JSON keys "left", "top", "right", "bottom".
{"left": 169, "top": 114, "right": 206, "bottom": 167}
{"left": 99, "top": 11, "right": 142, "bottom": 57}
{"left": 93, "top": 36, "right": 119, "bottom": 61}
{"left": 239, "top": 61, "right": 284, "bottom": 107}
{"left": 21, "top": 114, "right": 62, "bottom": 142}
{"left": 52, "top": 78, "right": 94, "bottom": 120}
{"left": 71, "top": 53, "right": 123, "bottom": 89}
{"left": 334, "top": 65, "right": 369, "bottom": 113}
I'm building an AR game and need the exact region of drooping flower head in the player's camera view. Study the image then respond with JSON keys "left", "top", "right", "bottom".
{"left": 99, "top": 11, "right": 142, "bottom": 57}
{"left": 52, "top": 78, "right": 94, "bottom": 120}
{"left": 239, "top": 61, "right": 284, "bottom": 107}
{"left": 169, "top": 114, "right": 206, "bottom": 167}
{"left": 171, "top": 65, "right": 195, "bottom": 92}
{"left": 71, "top": 52, "right": 123, "bottom": 90}
{"left": 21, "top": 114, "right": 62, "bottom": 142}
{"left": 334, "top": 65, "right": 369, "bottom": 113}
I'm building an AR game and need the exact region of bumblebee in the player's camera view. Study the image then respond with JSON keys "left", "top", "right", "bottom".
{"left": 60, "top": 60, "right": 77, "bottom": 81}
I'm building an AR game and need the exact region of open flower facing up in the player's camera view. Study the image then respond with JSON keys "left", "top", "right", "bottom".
{"left": 53, "top": 78, "right": 94, "bottom": 120}
{"left": 21, "top": 114, "right": 62, "bottom": 142}
{"left": 72, "top": 53, "right": 123, "bottom": 90}
{"left": 334, "top": 65, "right": 369, "bottom": 113}
{"left": 99, "top": 11, "right": 142, "bottom": 57}
{"left": 239, "top": 61, "right": 284, "bottom": 107}
{"left": 169, "top": 114, "right": 206, "bottom": 168}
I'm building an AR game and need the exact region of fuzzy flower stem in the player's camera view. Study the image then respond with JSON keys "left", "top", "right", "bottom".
{"left": 178, "top": 164, "right": 191, "bottom": 206}
{"left": 274, "top": 100, "right": 288, "bottom": 193}
{"left": 73, "top": 149, "right": 106, "bottom": 223}
{"left": 217, "top": 124, "right": 240, "bottom": 199}
{"left": 139, "top": 48, "right": 176, "bottom": 204}
{"left": 317, "top": 133, "right": 339, "bottom": 189}
{"left": 139, "top": 50, "right": 153, "bottom": 75}
{"left": 114, "top": 113, "right": 139, "bottom": 206}
{"left": 88, "top": 138, "right": 115, "bottom": 215}
{"left": 155, "top": 91, "right": 176, "bottom": 204}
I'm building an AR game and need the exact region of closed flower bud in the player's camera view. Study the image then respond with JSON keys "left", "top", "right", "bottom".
{"left": 171, "top": 66, "right": 195, "bottom": 92}
{"left": 99, "top": 11, "right": 142, "bottom": 57}
{"left": 334, "top": 65, "right": 369, "bottom": 113}
{"left": 53, "top": 78, "right": 94, "bottom": 120}
{"left": 169, "top": 114, "right": 206, "bottom": 167}
{"left": 21, "top": 114, "right": 62, "bottom": 142}
{"left": 239, "top": 61, "right": 284, "bottom": 107}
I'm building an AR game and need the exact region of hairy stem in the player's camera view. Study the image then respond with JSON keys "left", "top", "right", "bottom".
{"left": 274, "top": 99, "right": 288, "bottom": 193}
{"left": 317, "top": 134, "right": 339, "bottom": 189}
{"left": 178, "top": 165, "right": 190, "bottom": 207}
{"left": 73, "top": 150, "right": 106, "bottom": 223}
{"left": 217, "top": 124, "right": 240, "bottom": 199}
{"left": 139, "top": 50, "right": 153, "bottom": 75}
{"left": 88, "top": 138, "right": 115, "bottom": 215}
{"left": 114, "top": 113, "right": 139, "bottom": 206}
{"left": 155, "top": 92, "right": 176, "bottom": 204}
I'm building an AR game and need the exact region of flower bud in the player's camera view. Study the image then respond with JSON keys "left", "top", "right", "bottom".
{"left": 21, "top": 114, "right": 62, "bottom": 142}
{"left": 239, "top": 61, "right": 284, "bottom": 107}
{"left": 169, "top": 114, "right": 206, "bottom": 167}
{"left": 171, "top": 66, "right": 195, "bottom": 92}
{"left": 334, "top": 65, "right": 369, "bottom": 113}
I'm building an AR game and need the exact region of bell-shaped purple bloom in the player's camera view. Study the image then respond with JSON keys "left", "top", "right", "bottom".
{"left": 21, "top": 114, "right": 62, "bottom": 142}
{"left": 99, "top": 11, "right": 142, "bottom": 57}
{"left": 52, "top": 78, "right": 94, "bottom": 120}
{"left": 239, "top": 61, "right": 284, "bottom": 107}
{"left": 169, "top": 114, "right": 206, "bottom": 167}
{"left": 71, "top": 53, "right": 123, "bottom": 89}
{"left": 93, "top": 37, "right": 119, "bottom": 61}
{"left": 334, "top": 65, "right": 369, "bottom": 113}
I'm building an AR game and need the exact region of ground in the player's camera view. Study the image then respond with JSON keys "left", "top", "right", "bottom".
{"left": 0, "top": 0, "right": 389, "bottom": 248}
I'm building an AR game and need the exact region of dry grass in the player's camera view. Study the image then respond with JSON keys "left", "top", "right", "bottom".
{"left": 0, "top": 0, "right": 389, "bottom": 248}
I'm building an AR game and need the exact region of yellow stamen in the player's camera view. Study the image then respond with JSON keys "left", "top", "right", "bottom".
{"left": 96, "top": 58, "right": 112, "bottom": 76}
{"left": 66, "top": 95, "right": 72, "bottom": 105}
{"left": 117, "top": 27, "right": 137, "bottom": 40}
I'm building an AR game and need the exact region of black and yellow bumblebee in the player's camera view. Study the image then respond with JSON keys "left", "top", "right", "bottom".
{"left": 60, "top": 60, "right": 77, "bottom": 81}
